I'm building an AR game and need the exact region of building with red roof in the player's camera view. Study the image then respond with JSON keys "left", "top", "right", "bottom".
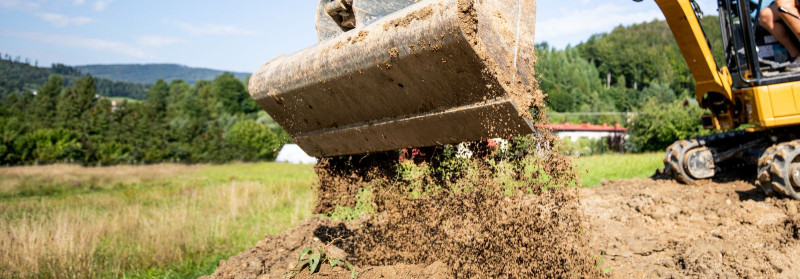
{"left": 543, "top": 122, "right": 628, "bottom": 142}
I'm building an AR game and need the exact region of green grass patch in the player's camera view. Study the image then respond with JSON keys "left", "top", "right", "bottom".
{"left": 0, "top": 163, "right": 317, "bottom": 279}
{"left": 574, "top": 153, "right": 663, "bottom": 187}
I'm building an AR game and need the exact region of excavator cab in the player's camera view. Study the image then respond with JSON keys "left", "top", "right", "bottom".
{"left": 721, "top": 0, "right": 800, "bottom": 83}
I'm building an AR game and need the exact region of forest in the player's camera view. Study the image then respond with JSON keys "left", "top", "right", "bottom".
{"left": 0, "top": 73, "right": 289, "bottom": 165}
{"left": 537, "top": 16, "right": 723, "bottom": 152}
{"left": 0, "top": 55, "right": 148, "bottom": 99}
{"left": 0, "top": 17, "right": 726, "bottom": 164}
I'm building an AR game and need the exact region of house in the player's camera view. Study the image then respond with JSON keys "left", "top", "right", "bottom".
{"left": 545, "top": 122, "right": 628, "bottom": 142}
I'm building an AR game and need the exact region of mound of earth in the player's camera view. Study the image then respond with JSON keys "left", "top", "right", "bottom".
{"left": 203, "top": 188, "right": 597, "bottom": 279}
{"left": 199, "top": 218, "right": 452, "bottom": 279}
{"left": 204, "top": 177, "right": 800, "bottom": 278}
{"left": 583, "top": 178, "right": 800, "bottom": 278}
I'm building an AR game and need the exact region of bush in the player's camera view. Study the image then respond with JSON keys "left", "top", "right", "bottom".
{"left": 225, "top": 120, "right": 279, "bottom": 161}
{"left": 626, "top": 99, "right": 709, "bottom": 152}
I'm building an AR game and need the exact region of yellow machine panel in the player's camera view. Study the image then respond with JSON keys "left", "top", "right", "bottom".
{"left": 742, "top": 84, "right": 800, "bottom": 129}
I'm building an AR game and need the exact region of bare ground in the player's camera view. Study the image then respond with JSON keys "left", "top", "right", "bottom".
{"left": 584, "top": 178, "right": 800, "bottom": 278}
{"left": 204, "top": 178, "right": 800, "bottom": 278}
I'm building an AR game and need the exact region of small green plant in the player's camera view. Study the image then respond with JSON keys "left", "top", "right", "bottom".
{"left": 594, "top": 253, "right": 613, "bottom": 275}
{"left": 285, "top": 246, "right": 370, "bottom": 279}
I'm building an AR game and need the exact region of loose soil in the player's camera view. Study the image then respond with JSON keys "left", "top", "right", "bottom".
{"left": 584, "top": 178, "right": 800, "bottom": 278}
{"left": 204, "top": 177, "right": 800, "bottom": 278}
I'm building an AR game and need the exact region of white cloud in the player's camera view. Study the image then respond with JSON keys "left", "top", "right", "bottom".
{"left": 0, "top": 0, "right": 40, "bottom": 11}
{"left": 74, "top": 0, "right": 85, "bottom": 5}
{"left": 536, "top": 4, "right": 663, "bottom": 48}
{"left": 1, "top": 30, "right": 148, "bottom": 58}
{"left": 93, "top": 0, "right": 111, "bottom": 11}
{"left": 168, "top": 20, "right": 259, "bottom": 36}
{"left": 136, "top": 35, "right": 186, "bottom": 47}
{"left": 36, "top": 12, "right": 94, "bottom": 27}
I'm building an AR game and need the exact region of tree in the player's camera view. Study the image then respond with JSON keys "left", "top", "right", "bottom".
{"left": 210, "top": 73, "right": 254, "bottom": 115}
{"left": 56, "top": 76, "right": 96, "bottom": 132}
{"left": 27, "top": 75, "right": 63, "bottom": 129}
{"left": 225, "top": 120, "right": 279, "bottom": 161}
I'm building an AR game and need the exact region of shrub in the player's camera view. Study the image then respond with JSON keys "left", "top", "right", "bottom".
{"left": 626, "top": 98, "right": 709, "bottom": 152}
{"left": 225, "top": 120, "right": 279, "bottom": 161}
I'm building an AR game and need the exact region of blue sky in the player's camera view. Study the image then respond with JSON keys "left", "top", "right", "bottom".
{"left": 0, "top": 0, "right": 717, "bottom": 73}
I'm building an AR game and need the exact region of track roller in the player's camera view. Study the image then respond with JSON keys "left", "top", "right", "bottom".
{"left": 664, "top": 139, "right": 715, "bottom": 184}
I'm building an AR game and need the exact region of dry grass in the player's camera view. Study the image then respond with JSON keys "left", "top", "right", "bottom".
{"left": 0, "top": 163, "right": 316, "bottom": 278}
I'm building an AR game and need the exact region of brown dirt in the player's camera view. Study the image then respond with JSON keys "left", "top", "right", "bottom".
{"left": 583, "top": 178, "right": 800, "bottom": 278}
{"left": 382, "top": 6, "right": 434, "bottom": 31}
{"left": 205, "top": 176, "right": 800, "bottom": 279}
{"left": 203, "top": 188, "right": 595, "bottom": 279}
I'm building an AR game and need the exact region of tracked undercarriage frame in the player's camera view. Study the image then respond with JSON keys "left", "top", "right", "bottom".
{"left": 664, "top": 128, "right": 800, "bottom": 199}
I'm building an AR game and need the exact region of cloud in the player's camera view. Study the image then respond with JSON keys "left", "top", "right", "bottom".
{"left": 74, "top": 0, "right": 85, "bottom": 5}
{"left": 536, "top": 4, "right": 663, "bottom": 48}
{"left": 1, "top": 30, "right": 148, "bottom": 58}
{"left": 93, "top": 0, "right": 111, "bottom": 11}
{"left": 168, "top": 20, "right": 259, "bottom": 36}
{"left": 0, "top": 0, "right": 40, "bottom": 11}
{"left": 136, "top": 35, "right": 186, "bottom": 47}
{"left": 36, "top": 12, "right": 94, "bottom": 27}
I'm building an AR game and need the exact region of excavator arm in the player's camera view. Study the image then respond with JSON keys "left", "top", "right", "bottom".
{"left": 656, "top": 0, "right": 733, "bottom": 103}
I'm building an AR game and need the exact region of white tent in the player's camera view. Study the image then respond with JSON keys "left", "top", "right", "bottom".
{"left": 275, "top": 144, "right": 317, "bottom": 164}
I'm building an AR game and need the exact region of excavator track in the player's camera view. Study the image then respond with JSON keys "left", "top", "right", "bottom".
{"left": 665, "top": 129, "right": 800, "bottom": 200}
{"left": 758, "top": 140, "right": 800, "bottom": 200}
{"left": 663, "top": 130, "right": 754, "bottom": 184}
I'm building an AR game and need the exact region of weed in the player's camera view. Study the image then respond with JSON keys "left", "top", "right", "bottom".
{"left": 285, "top": 245, "right": 369, "bottom": 279}
{"left": 594, "top": 253, "right": 613, "bottom": 275}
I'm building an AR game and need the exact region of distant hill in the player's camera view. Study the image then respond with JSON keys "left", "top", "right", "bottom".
{"left": 0, "top": 59, "right": 148, "bottom": 99}
{"left": 75, "top": 64, "right": 250, "bottom": 85}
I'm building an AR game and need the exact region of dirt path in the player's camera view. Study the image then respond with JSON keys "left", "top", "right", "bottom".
{"left": 583, "top": 178, "right": 800, "bottom": 278}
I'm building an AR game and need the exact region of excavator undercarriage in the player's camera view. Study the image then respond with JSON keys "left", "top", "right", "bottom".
{"left": 664, "top": 128, "right": 800, "bottom": 199}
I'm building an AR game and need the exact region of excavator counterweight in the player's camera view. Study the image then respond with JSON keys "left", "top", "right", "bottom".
{"left": 249, "top": 0, "right": 538, "bottom": 157}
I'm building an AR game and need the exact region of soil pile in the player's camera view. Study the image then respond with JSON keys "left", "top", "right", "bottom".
{"left": 205, "top": 130, "right": 599, "bottom": 278}
{"left": 583, "top": 178, "right": 800, "bottom": 278}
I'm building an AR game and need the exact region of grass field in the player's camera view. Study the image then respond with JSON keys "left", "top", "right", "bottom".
{"left": 574, "top": 152, "right": 664, "bottom": 187}
{"left": 0, "top": 153, "right": 663, "bottom": 278}
{"left": 0, "top": 163, "right": 316, "bottom": 278}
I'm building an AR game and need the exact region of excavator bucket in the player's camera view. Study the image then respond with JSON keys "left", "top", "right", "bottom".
{"left": 249, "top": 0, "right": 539, "bottom": 157}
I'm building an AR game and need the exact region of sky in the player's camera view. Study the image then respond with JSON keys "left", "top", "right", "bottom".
{"left": 0, "top": 0, "right": 718, "bottom": 73}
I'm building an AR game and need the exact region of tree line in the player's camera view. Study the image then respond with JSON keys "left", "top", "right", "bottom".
{"left": 0, "top": 74, "right": 289, "bottom": 165}
{"left": 536, "top": 17, "right": 724, "bottom": 151}
{"left": 0, "top": 56, "right": 148, "bottom": 99}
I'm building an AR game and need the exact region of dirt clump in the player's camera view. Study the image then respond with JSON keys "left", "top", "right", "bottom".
{"left": 583, "top": 178, "right": 800, "bottom": 278}
{"left": 383, "top": 6, "right": 434, "bottom": 31}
